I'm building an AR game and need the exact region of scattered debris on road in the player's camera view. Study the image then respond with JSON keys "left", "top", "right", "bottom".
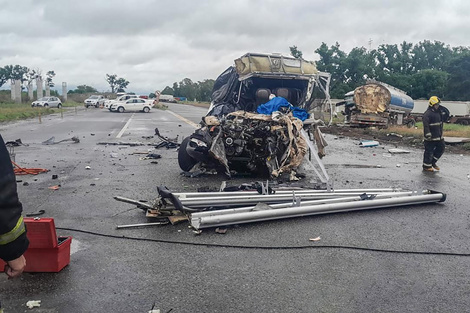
{"left": 153, "top": 128, "right": 180, "bottom": 149}
{"left": 388, "top": 148, "right": 411, "bottom": 154}
{"left": 359, "top": 140, "right": 379, "bottom": 147}
{"left": 139, "top": 153, "right": 161, "bottom": 160}
{"left": 12, "top": 160, "right": 49, "bottom": 176}
{"left": 25, "top": 210, "right": 46, "bottom": 217}
{"left": 5, "top": 138, "right": 28, "bottom": 147}
{"left": 42, "top": 136, "right": 80, "bottom": 145}
{"left": 26, "top": 300, "right": 41, "bottom": 309}
{"left": 309, "top": 237, "right": 321, "bottom": 242}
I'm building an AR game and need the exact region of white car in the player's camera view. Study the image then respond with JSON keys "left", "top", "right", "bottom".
{"left": 110, "top": 98, "right": 152, "bottom": 113}
{"left": 84, "top": 95, "right": 106, "bottom": 108}
{"left": 31, "top": 97, "right": 62, "bottom": 108}
{"left": 104, "top": 94, "right": 139, "bottom": 110}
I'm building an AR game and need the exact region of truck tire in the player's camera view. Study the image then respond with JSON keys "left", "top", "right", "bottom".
{"left": 406, "top": 119, "right": 416, "bottom": 128}
{"left": 460, "top": 120, "right": 469, "bottom": 125}
{"left": 178, "top": 137, "right": 197, "bottom": 171}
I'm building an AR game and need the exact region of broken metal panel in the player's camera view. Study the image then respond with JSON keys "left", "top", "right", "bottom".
{"left": 234, "top": 53, "right": 318, "bottom": 76}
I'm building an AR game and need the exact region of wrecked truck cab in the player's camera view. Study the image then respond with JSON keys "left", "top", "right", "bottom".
{"left": 178, "top": 52, "right": 333, "bottom": 178}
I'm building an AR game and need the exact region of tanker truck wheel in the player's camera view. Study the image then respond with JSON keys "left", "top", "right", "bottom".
{"left": 406, "top": 119, "right": 416, "bottom": 128}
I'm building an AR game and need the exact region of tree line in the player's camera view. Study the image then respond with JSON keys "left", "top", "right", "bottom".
{"left": 161, "top": 78, "right": 215, "bottom": 102}
{"left": 0, "top": 65, "right": 55, "bottom": 90}
{"left": 312, "top": 40, "right": 470, "bottom": 100}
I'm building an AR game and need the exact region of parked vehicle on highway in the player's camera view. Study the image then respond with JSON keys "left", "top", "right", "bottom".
{"left": 110, "top": 98, "right": 152, "bottom": 113}
{"left": 84, "top": 95, "right": 106, "bottom": 108}
{"left": 104, "top": 94, "right": 139, "bottom": 110}
{"left": 159, "top": 95, "right": 176, "bottom": 103}
{"left": 31, "top": 97, "right": 62, "bottom": 108}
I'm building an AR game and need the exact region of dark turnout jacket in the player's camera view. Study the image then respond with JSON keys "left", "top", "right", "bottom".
{"left": 0, "top": 134, "right": 29, "bottom": 261}
{"left": 422, "top": 106, "right": 449, "bottom": 141}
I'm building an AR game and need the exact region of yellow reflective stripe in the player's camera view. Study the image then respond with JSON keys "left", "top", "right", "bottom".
{"left": 0, "top": 216, "right": 26, "bottom": 245}
{"left": 429, "top": 122, "right": 442, "bottom": 126}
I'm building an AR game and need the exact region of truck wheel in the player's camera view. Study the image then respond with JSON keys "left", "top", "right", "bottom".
{"left": 461, "top": 120, "right": 469, "bottom": 125}
{"left": 178, "top": 137, "right": 197, "bottom": 171}
{"left": 406, "top": 120, "right": 416, "bottom": 128}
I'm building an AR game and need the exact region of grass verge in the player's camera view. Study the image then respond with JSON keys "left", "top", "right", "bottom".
{"left": 376, "top": 122, "right": 470, "bottom": 139}
{"left": 0, "top": 101, "right": 82, "bottom": 122}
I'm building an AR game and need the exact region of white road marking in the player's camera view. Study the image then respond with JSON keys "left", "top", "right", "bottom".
{"left": 116, "top": 113, "right": 135, "bottom": 138}
{"left": 167, "top": 110, "right": 199, "bottom": 128}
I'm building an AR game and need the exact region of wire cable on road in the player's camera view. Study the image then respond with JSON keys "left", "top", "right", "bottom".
{"left": 56, "top": 227, "right": 470, "bottom": 257}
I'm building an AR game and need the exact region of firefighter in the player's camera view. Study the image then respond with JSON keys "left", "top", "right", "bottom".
{"left": 422, "top": 96, "right": 448, "bottom": 172}
{"left": 0, "top": 134, "right": 29, "bottom": 278}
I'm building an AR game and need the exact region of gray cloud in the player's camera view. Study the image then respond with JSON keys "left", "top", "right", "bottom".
{"left": 0, "top": 0, "right": 469, "bottom": 95}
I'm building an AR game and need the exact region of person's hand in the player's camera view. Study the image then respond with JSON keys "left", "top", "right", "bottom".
{"left": 4, "top": 255, "right": 26, "bottom": 279}
{"left": 425, "top": 133, "right": 432, "bottom": 139}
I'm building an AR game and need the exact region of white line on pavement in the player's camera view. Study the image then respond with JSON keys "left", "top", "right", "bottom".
{"left": 167, "top": 110, "right": 199, "bottom": 128}
{"left": 116, "top": 113, "right": 135, "bottom": 138}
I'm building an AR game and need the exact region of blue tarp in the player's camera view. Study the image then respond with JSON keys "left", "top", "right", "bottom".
{"left": 256, "top": 97, "right": 309, "bottom": 121}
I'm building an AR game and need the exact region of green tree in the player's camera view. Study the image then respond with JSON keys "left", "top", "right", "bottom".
{"left": 196, "top": 79, "right": 215, "bottom": 102}
{"left": 445, "top": 54, "right": 470, "bottom": 100}
{"left": 106, "top": 74, "right": 117, "bottom": 93}
{"left": 410, "top": 69, "right": 448, "bottom": 99}
{"left": 289, "top": 45, "right": 303, "bottom": 59}
{"left": 411, "top": 40, "right": 453, "bottom": 71}
{"left": 343, "top": 47, "right": 376, "bottom": 86}
{"left": 46, "top": 70, "right": 56, "bottom": 87}
{"left": 68, "top": 85, "right": 98, "bottom": 94}
{"left": 315, "top": 42, "right": 348, "bottom": 97}
{"left": 3, "top": 65, "right": 29, "bottom": 82}
{"left": 115, "top": 78, "right": 129, "bottom": 92}
{"left": 178, "top": 78, "right": 196, "bottom": 100}
{"left": 161, "top": 86, "right": 174, "bottom": 95}
{"left": 0, "top": 67, "right": 7, "bottom": 88}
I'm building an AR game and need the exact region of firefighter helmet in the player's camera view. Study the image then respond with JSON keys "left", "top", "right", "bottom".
{"left": 429, "top": 96, "right": 441, "bottom": 106}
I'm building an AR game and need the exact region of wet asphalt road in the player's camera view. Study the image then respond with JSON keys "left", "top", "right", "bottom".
{"left": 1, "top": 104, "right": 470, "bottom": 312}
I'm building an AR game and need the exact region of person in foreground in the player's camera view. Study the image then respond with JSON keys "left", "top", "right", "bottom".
{"left": 0, "top": 134, "right": 29, "bottom": 278}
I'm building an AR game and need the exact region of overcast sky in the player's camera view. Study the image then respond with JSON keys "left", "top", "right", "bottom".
{"left": 0, "top": 0, "right": 468, "bottom": 95}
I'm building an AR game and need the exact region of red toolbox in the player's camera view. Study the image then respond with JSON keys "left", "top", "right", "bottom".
{"left": 0, "top": 217, "right": 72, "bottom": 273}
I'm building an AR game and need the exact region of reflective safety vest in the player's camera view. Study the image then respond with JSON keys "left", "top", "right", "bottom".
{"left": 0, "top": 216, "right": 26, "bottom": 246}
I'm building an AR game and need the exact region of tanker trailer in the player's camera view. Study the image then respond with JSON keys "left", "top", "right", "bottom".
{"left": 341, "top": 82, "right": 414, "bottom": 127}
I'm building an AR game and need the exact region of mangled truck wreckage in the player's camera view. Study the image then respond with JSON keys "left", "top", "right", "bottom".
{"left": 178, "top": 53, "right": 334, "bottom": 180}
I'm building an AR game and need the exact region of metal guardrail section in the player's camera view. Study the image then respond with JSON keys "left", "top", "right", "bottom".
{"left": 154, "top": 186, "right": 445, "bottom": 230}
{"left": 190, "top": 191, "right": 446, "bottom": 230}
